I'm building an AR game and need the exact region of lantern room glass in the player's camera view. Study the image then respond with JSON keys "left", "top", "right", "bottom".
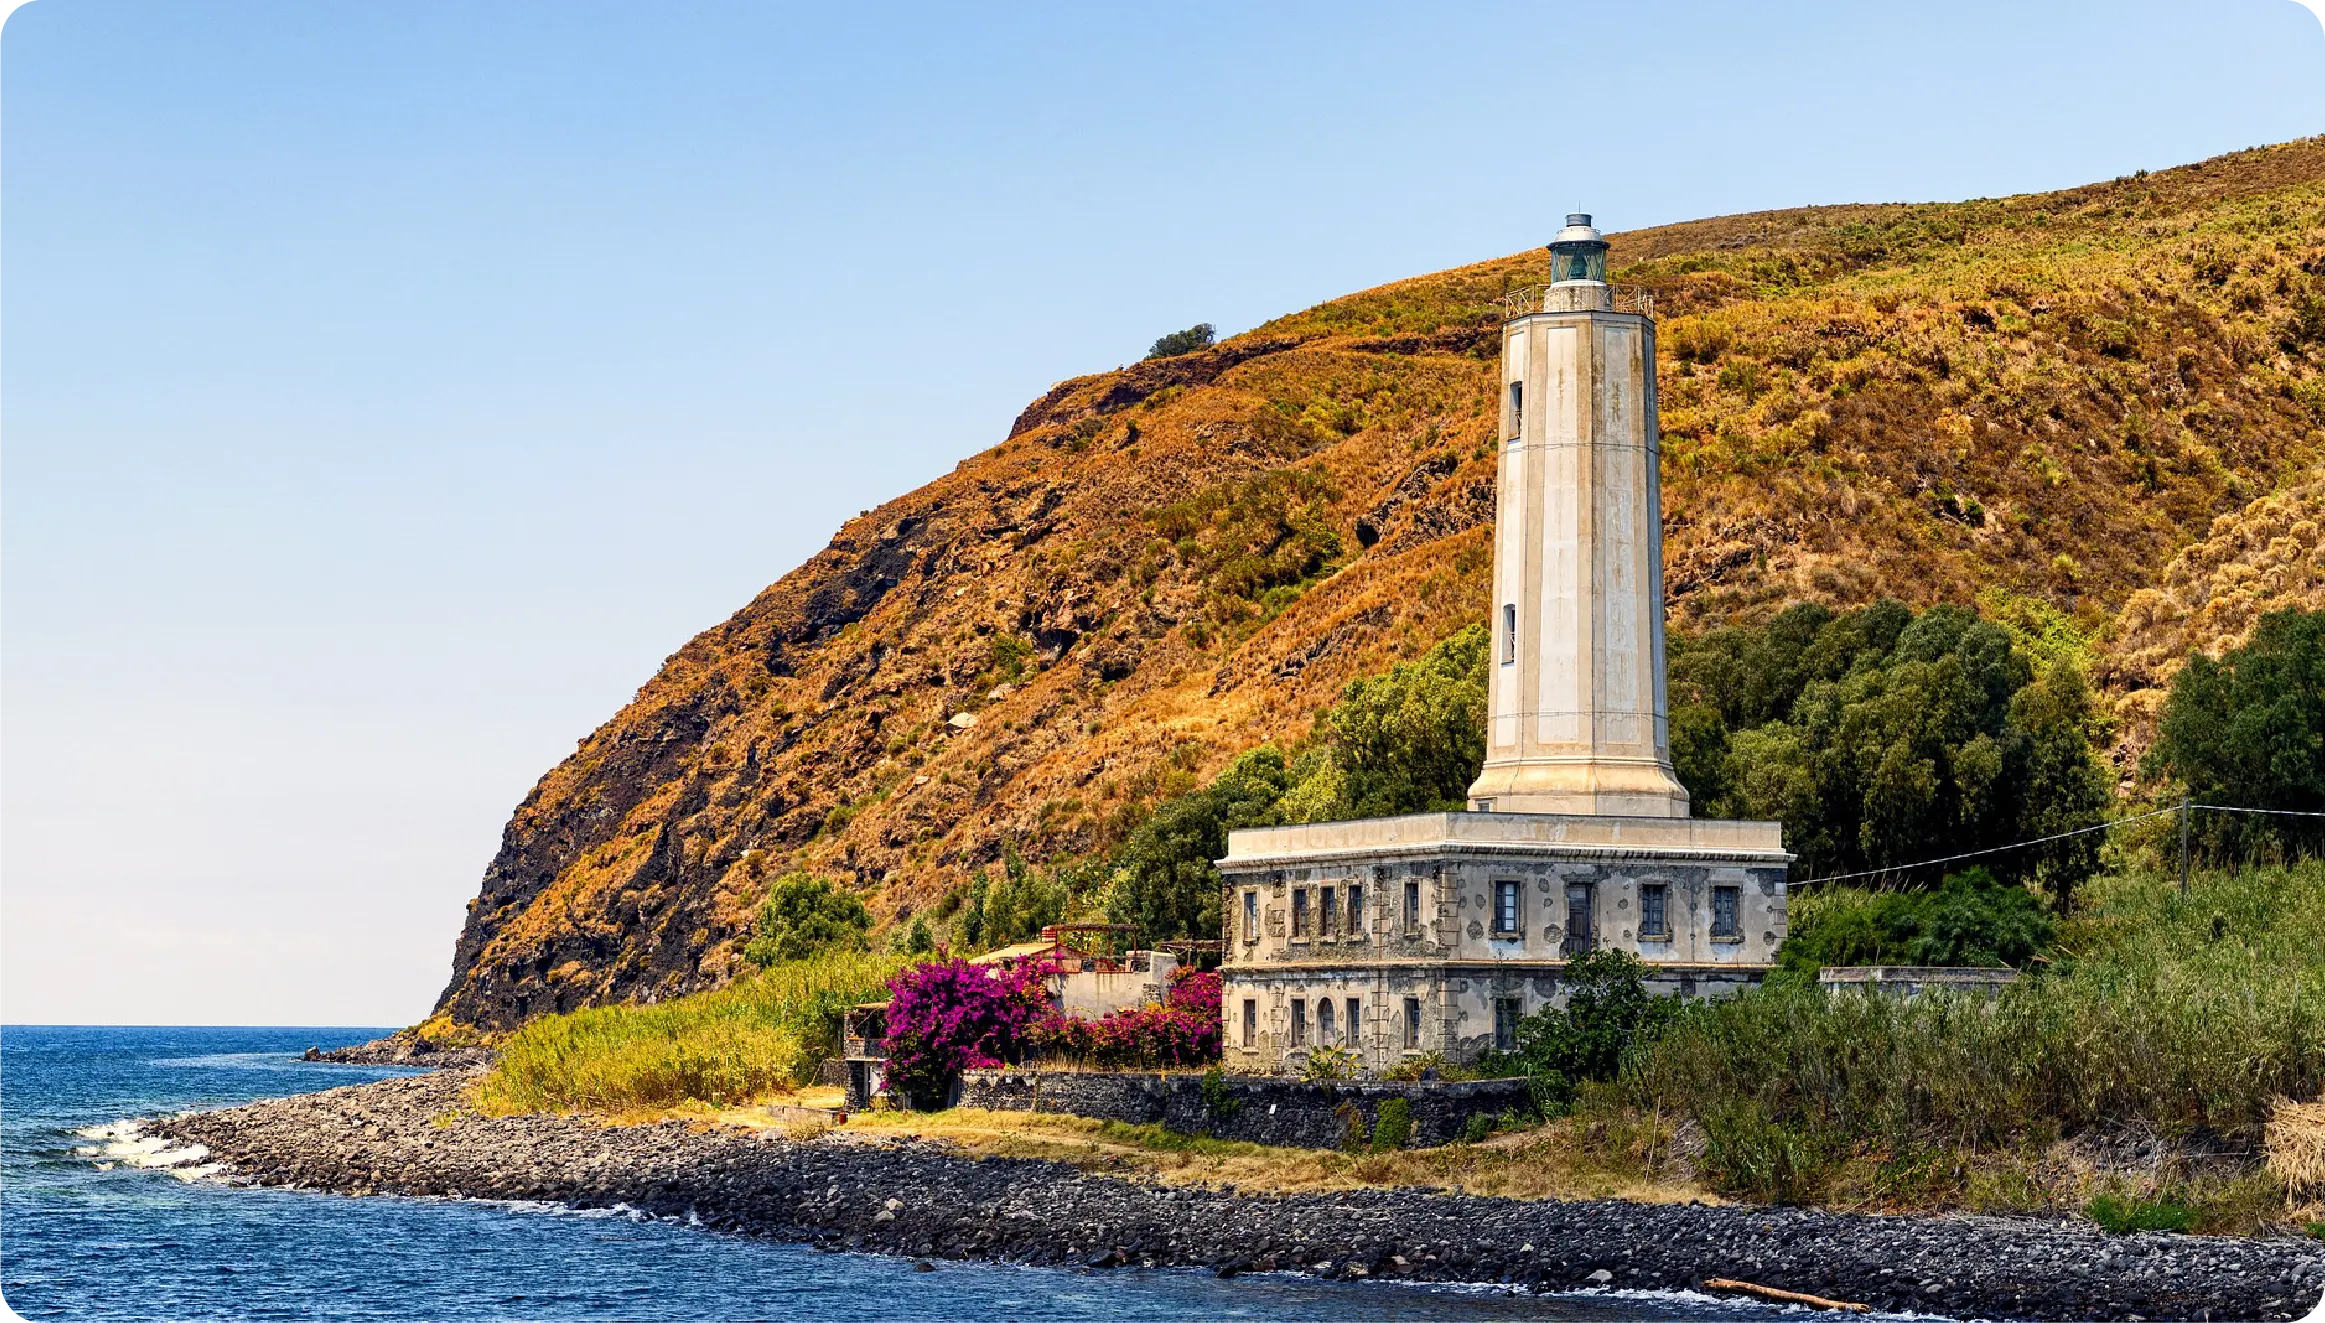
{"left": 1548, "top": 243, "right": 1607, "bottom": 284}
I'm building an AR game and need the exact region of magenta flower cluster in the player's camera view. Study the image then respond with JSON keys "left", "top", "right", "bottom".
{"left": 1166, "top": 967, "right": 1222, "bottom": 1017}
{"left": 880, "top": 958, "right": 1050, "bottom": 1106}
{"left": 1027, "top": 969, "right": 1225, "bottom": 1070}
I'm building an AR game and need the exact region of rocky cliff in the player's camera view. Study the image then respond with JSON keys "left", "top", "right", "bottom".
{"left": 429, "top": 138, "right": 2325, "bottom": 1031}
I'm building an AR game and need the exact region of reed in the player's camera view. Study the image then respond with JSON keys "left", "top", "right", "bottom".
{"left": 1619, "top": 863, "right": 2325, "bottom": 1204}
{"left": 473, "top": 950, "right": 905, "bottom": 1115}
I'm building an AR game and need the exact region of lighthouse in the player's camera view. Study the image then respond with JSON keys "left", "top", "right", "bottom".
{"left": 1465, "top": 214, "right": 1691, "bottom": 818}
{"left": 1213, "top": 213, "right": 1788, "bottom": 1076}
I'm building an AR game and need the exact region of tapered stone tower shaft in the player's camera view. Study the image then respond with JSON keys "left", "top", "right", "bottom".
{"left": 1465, "top": 215, "right": 1690, "bottom": 818}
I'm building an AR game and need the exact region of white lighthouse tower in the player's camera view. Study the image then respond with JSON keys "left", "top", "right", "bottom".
{"left": 1465, "top": 214, "right": 1690, "bottom": 818}
{"left": 1212, "top": 213, "right": 1788, "bottom": 1077}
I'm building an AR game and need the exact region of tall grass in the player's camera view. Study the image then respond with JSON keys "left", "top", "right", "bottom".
{"left": 1623, "top": 864, "right": 2325, "bottom": 1203}
{"left": 474, "top": 951, "right": 904, "bottom": 1115}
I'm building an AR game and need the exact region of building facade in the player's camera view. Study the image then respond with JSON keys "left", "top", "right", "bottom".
{"left": 1217, "top": 813, "right": 1786, "bottom": 1074}
{"left": 1218, "top": 216, "right": 1789, "bottom": 1075}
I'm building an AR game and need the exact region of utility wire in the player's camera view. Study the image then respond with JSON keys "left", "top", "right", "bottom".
{"left": 1794, "top": 806, "right": 2180, "bottom": 887}
{"left": 1794, "top": 802, "right": 2325, "bottom": 887}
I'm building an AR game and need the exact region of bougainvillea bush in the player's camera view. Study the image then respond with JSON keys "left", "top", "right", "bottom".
{"left": 1166, "top": 967, "right": 1222, "bottom": 1017}
{"left": 1030, "top": 967, "right": 1223, "bottom": 1070}
{"left": 880, "top": 958, "right": 1049, "bottom": 1107}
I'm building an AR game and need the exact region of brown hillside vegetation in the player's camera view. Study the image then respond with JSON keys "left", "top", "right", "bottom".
{"left": 431, "top": 138, "right": 2325, "bottom": 1032}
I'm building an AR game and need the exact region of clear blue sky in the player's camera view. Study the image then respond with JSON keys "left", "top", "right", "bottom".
{"left": 6, "top": 0, "right": 2322, "bottom": 1025}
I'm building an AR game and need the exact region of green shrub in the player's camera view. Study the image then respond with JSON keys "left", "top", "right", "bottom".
{"left": 1370, "top": 1098, "right": 1413, "bottom": 1152}
{"left": 1146, "top": 323, "right": 1215, "bottom": 359}
{"left": 1199, "top": 1064, "right": 1242, "bottom": 1121}
{"left": 1478, "top": 950, "right": 1681, "bottom": 1111}
{"left": 476, "top": 950, "right": 905, "bottom": 1114}
{"left": 2148, "top": 608, "right": 2325, "bottom": 861}
{"left": 1460, "top": 1113, "right": 1495, "bottom": 1144}
{"left": 2085, "top": 1193, "right": 2196, "bottom": 1234}
{"left": 743, "top": 872, "right": 871, "bottom": 968}
{"left": 958, "top": 848, "right": 1069, "bottom": 949}
{"left": 1299, "top": 1045, "right": 1361, "bottom": 1083}
{"left": 1771, "top": 867, "right": 2054, "bottom": 983}
{"left": 1337, "top": 1102, "right": 1369, "bottom": 1152}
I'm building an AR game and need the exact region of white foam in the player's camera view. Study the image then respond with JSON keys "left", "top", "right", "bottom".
{"left": 70, "top": 1118, "right": 224, "bottom": 1178}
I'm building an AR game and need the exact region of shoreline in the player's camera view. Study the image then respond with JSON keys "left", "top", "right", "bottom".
{"left": 150, "top": 1070, "right": 2325, "bottom": 1322}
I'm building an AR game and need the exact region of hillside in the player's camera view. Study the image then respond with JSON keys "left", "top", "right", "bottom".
{"left": 429, "top": 138, "right": 2325, "bottom": 1032}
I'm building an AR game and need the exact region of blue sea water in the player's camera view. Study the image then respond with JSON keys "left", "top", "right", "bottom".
{"left": 1, "top": 1027, "right": 1803, "bottom": 1321}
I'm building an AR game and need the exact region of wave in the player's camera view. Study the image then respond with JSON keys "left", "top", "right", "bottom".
{"left": 69, "top": 1118, "right": 228, "bottom": 1182}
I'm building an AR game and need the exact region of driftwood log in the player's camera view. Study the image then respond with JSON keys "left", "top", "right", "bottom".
{"left": 1702, "top": 1277, "right": 1870, "bottom": 1312}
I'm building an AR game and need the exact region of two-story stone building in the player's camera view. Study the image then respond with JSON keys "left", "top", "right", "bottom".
{"left": 1216, "top": 813, "right": 1786, "bottom": 1072}
{"left": 1217, "top": 215, "right": 1790, "bottom": 1074}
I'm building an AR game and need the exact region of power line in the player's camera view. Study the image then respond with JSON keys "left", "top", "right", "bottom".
{"left": 1794, "top": 802, "right": 2325, "bottom": 888}
{"left": 1795, "top": 807, "right": 2179, "bottom": 887}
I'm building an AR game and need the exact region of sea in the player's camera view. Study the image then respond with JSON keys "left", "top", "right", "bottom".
{"left": 2, "top": 1026, "right": 1830, "bottom": 1321}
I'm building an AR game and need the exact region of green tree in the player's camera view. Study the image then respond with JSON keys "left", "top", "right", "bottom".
{"left": 1325, "top": 623, "right": 1489, "bottom": 818}
{"left": 743, "top": 872, "right": 872, "bottom": 967}
{"left": 2149, "top": 608, "right": 2325, "bottom": 859}
{"left": 1146, "top": 323, "right": 1215, "bottom": 359}
{"left": 898, "top": 916, "right": 936, "bottom": 956}
{"left": 1105, "top": 747, "right": 1292, "bottom": 944}
{"left": 1672, "top": 601, "right": 2109, "bottom": 900}
{"left": 1479, "top": 950, "right": 1682, "bottom": 1113}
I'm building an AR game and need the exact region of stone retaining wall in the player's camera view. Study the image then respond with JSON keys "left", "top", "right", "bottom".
{"left": 955, "top": 1070, "right": 1535, "bottom": 1149}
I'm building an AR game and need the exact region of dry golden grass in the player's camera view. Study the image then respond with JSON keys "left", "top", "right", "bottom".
{"left": 2268, "top": 1098, "right": 2325, "bottom": 1213}
{"left": 805, "top": 1105, "right": 1713, "bottom": 1204}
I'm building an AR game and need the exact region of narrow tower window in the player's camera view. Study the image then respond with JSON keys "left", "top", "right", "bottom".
{"left": 1345, "top": 998, "right": 1361, "bottom": 1047}
{"left": 1403, "top": 880, "right": 1421, "bottom": 934}
{"left": 1242, "top": 890, "right": 1260, "bottom": 944}
{"left": 1241, "top": 998, "right": 1256, "bottom": 1047}
{"left": 1502, "top": 604, "right": 1518, "bottom": 664}
{"left": 1402, "top": 997, "right": 1421, "bottom": 1048}
{"left": 1507, "top": 381, "right": 1523, "bottom": 439}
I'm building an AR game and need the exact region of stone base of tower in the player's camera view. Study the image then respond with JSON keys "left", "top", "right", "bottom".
{"left": 1464, "top": 757, "right": 1691, "bottom": 818}
{"left": 1214, "top": 810, "right": 1789, "bottom": 1076}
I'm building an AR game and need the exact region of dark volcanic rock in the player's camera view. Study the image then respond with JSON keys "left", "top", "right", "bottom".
{"left": 303, "top": 1036, "right": 497, "bottom": 1069}
{"left": 151, "top": 1073, "right": 2325, "bottom": 1322}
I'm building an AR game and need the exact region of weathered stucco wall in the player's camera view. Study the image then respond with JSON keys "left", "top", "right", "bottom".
{"left": 1215, "top": 812, "right": 1787, "bottom": 1075}
{"left": 955, "top": 1070, "right": 1536, "bottom": 1149}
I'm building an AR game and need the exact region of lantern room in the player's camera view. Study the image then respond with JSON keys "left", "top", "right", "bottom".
{"left": 1546, "top": 212, "right": 1609, "bottom": 285}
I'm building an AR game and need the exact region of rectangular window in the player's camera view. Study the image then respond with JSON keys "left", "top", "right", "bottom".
{"left": 1243, "top": 890, "right": 1260, "bottom": 944}
{"left": 1241, "top": 998, "right": 1256, "bottom": 1048}
{"left": 1317, "top": 997, "right": 1337, "bottom": 1042}
{"left": 1494, "top": 997, "right": 1522, "bottom": 1052}
{"left": 1493, "top": 880, "right": 1522, "bottom": 936}
{"left": 1712, "top": 885, "right": 1742, "bottom": 939}
{"left": 1640, "top": 884, "right": 1669, "bottom": 939}
{"left": 1563, "top": 883, "right": 1595, "bottom": 957}
{"left": 1292, "top": 890, "right": 1310, "bottom": 938}
{"left": 1403, "top": 880, "right": 1421, "bottom": 933}
{"left": 1291, "top": 999, "right": 1309, "bottom": 1046}
{"left": 1346, "top": 883, "right": 1363, "bottom": 938}
{"left": 1320, "top": 885, "right": 1337, "bottom": 938}
{"left": 1345, "top": 998, "right": 1361, "bottom": 1047}
{"left": 1508, "top": 381, "right": 1523, "bottom": 439}
{"left": 1502, "top": 604, "right": 1517, "bottom": 664}
{"left": 1402, "top": 996, "right": 1421, "bottom": 1048}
